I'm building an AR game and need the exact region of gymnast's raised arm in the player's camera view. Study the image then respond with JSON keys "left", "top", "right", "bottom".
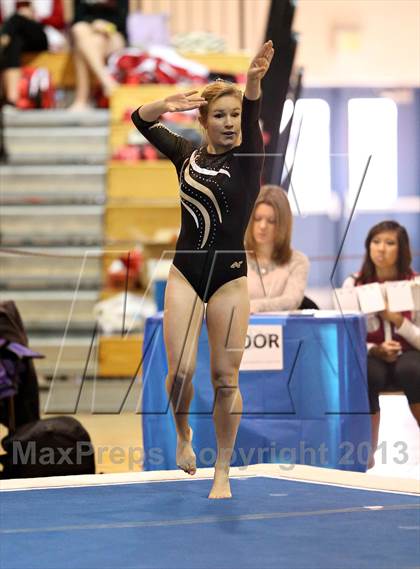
{"left": 245, "top": 39, "right": 274, "bottom": 101}
{"left": 239, "top": 40, "right": 274, "bottom": 170}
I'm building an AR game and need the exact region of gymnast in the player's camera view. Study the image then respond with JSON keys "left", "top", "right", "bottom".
{"left": 132, "top": 40, "right": 274, "bottom": 498}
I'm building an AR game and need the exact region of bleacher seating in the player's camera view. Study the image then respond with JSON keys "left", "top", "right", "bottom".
{"left": 2, "top": 51, "right": 249, "bottom": 378}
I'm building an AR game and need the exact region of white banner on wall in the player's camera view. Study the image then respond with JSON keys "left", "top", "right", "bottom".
{"left": 240, "top": 325, "right": 283, "bottom": 371}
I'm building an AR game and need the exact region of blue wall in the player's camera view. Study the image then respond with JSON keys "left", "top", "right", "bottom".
{"left": 289, "top": 87, "right": 420, "bottom": 288}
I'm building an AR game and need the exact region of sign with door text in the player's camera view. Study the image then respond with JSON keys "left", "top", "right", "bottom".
{"left": 240, "top": 325, "right": 283, "bottom": 371}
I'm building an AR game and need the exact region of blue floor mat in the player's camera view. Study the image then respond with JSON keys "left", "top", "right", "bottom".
{"left": 1, "top": 476, "right": 419, "bottom": 569}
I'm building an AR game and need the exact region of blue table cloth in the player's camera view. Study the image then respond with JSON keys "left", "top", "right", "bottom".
{"left": 141, "top": 313, "right": 370, "bottom": 472}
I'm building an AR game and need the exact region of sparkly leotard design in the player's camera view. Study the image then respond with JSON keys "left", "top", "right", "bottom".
{"left": 131, "top": 96, "right": 264, "bottom": 302}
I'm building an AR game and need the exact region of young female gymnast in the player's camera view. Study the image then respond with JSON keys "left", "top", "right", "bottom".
{"left": 132, "top": 40, "right": 274, "bottom": 498}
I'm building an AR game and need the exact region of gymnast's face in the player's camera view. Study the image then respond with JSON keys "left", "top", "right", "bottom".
{"left": 369, "top": 230, "right": 399, "bottom": 271}
{"left": 202, "top": 95, "right": 242, "bottom": 153}
{"left": 252, "top": 203, "right": 277, "bottom": 247}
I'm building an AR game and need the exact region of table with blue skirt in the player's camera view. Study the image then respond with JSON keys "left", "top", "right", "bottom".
{"left": 141, "top": 312, "right": 370, "bottom": 472}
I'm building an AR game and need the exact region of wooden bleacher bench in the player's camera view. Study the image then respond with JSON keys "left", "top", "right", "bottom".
{"left": 98, "top": 334, "right": 143, "bottom": 378}
{"left": 108, "top": 160, "right": 179, "bottom": 200}
{"left": 106, "top": 202, "right": 180, "bottom": 242}
{"left": 22, "top": 51, "right": 77, "bottom": 88}
{"left": 21, "top": 51, "right": 250, "bottom": 90}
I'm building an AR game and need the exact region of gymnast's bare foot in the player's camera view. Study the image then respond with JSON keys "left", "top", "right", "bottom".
{"left": 208, "top": 467, "right": 231, "bottom": 499}
{"left": 176, "top": 427, "right": 196, "bottom": 475}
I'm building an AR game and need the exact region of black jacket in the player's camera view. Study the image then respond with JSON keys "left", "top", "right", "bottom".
{"left": 0, "top": 301, "right": 40, "bottom": 430}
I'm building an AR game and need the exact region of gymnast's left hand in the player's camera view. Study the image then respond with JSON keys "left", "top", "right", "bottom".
{"left": 247, "top": 40, "right": 274, "bottom": 81}
{"left": 164, "top": 90, "right": 208, "bottom": 113}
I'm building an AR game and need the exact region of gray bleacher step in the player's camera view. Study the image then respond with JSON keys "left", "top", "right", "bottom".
{"left": 0, "top": 247, "right": 102, "bottom": 290}
{"left": 6, "top": 154, "right": 108, "bottom": 165}
{"left": 7, "top": 290, "right": 99, "bottom": 332}
{"left": 29, "top": 335, "right": 98, "bottom": 378}
{"left": 0, "top": 204, "right": 104, "bottom": 246}
{"left": 0, "top": 164, "right": 106, "bottom": 205}
{"left": 2, "top": 108, "right": 109, "bottom": 127}
{"left": 4, "top": 126, "right": 109, "bottom": 164}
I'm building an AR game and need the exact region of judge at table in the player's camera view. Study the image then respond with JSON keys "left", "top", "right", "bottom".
{"left": 342, "top": 220, "right": 420, "bottom": 467}
{"left": 245, "top": 185, "right": 310, "bottom": 313}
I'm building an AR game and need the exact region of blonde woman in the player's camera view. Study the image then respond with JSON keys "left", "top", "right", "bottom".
{"left": 132, "top": 41, "right": 274, "bottom": 498}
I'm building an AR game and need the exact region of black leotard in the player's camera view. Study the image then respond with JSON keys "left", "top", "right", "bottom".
{"left": 131, "top": 95, "right": 264, "bottom": 302}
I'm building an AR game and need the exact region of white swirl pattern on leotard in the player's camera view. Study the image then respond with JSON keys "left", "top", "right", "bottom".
{"left": 180, "top": 189, "right": 211, "bottom": 247}
{"left": 179, "top": 152, "right": 229, "bottom": 249}
{"left": 184, "top": 165, "right": 222, "bottom": 224}
{"left": 180, "top": 199, "right": 199, "bottom": 228}
{"left": 190, "top": 150, "right": 231, "bottom": 178}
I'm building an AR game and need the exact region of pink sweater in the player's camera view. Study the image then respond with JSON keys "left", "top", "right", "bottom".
{"left": 247, "top": 250, "right": 309, "bottom": 312}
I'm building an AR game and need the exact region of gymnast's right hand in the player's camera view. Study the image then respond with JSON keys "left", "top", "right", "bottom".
{"left": 164, "top": 90, "right": 207, "bottom": 112}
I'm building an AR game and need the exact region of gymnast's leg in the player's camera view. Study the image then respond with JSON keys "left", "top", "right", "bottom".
{"left": 206, "top": 276, "right": 250, "bottom": 499}
{"left": 163, "top": 265, "right": 205, "bottom": 475}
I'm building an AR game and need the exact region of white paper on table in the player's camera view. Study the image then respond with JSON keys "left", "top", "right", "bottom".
{"left": 356, "top": 283, "right": 386, "bottom": 314}
{"left": 255, "top": 311, "right": 289, "bottom": 316}
{"left": 287, "top": 310, "right": 316, "bottom": 316}
{"left": 240, "top": 324, "right": 283, "bottom": 371}
{"left": 333, "top": 288, "right": 360, "bottom": 312}
{"left": 313, "top": 310, "right": 341, "bottom": 317}
{"left": 385, "top": 281, "right": 415, "bottom": 312}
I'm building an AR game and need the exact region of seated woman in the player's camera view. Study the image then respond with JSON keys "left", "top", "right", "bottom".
{"left": 245, "top": 185, "right": 310, "bottom": 313}
{"left": 69, "top": 0, "right": 128, "bottom": 110}
{"left": 343, "top": 220, "right": 420, "bottom": 467}
{"left": 0, "top": 0, "right": 65, "bottom": 106}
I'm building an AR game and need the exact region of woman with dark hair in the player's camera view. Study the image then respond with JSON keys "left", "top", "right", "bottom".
{"left": 343, "top": 220, "right": 420, "bottom": 466}
{"left": 131, "top": 41, "right": 274, "bottom": 498}
{"left": 245, "top": 185, "right": 309, "bottom": 312}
